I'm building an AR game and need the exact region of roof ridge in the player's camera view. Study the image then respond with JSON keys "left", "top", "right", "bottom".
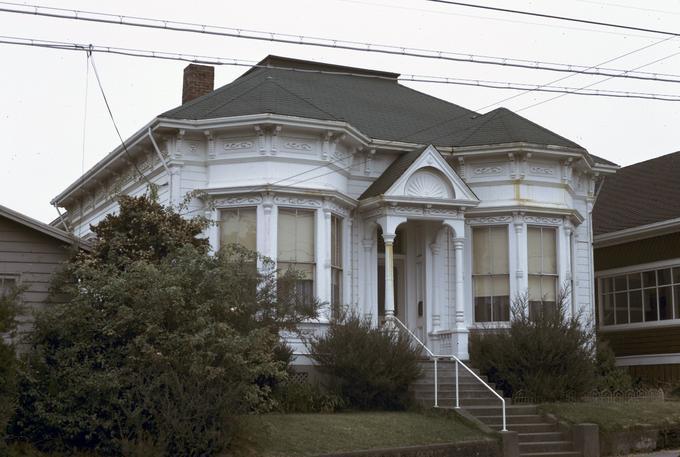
{"left": 618, "top": 150, "right": 680, "bottom": 170}
{"left": 199, "top": 73, "right": 275, "bottom": 118}
{"left": 494, "top": 107, "right": 584, "bottom": 150}
{"left": 452, "top": 109, "right": 500, "bottom": 146}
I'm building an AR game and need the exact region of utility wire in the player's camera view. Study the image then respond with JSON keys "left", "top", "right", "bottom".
{"left": 2, "top": 2, "right": 680, "bottom": 84}
{"left": 87, "top": 47, "right": 154, "bottom": 188}
{"left": 425, "top": 0, "right": 680, "bottom": 37}
{"left": 2, "top": 36, "right": 680, "bottom": 102}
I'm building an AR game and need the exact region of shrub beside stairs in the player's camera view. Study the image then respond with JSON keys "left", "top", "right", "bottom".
{"left": 411, "top": 360, "right": 599, "bottom": 457}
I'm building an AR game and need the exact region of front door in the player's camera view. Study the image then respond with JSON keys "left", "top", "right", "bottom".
{"left": 377, "top": 258, "right": 405, "bottom": 324}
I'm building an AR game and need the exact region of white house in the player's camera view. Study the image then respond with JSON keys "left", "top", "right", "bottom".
{"left": 51, "top": 56, "right": 617, "bottom": 362}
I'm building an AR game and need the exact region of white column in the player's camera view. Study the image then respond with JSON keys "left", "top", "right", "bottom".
{"left": 383, "top": 233, "right": 396, "bottom": 319}
{"left": 257, "top": 193, "right": 276, "bottom": 272}
{"left": 315, "top": 207, "right": 331, "bottom": 320}
{"left": 362, "top": 237, "right": 375, "bottom": 326}
{"left": 206, "top": 208, "right": 219, "bottom": 255}
{"left": 342, "top": 217, "right": 353, "bottom": 311}
{"left": 429, "top": 242, "right": 441, "bottom": 331}
{"left": 453, "top": 237, "right": 469, "bottom": 360}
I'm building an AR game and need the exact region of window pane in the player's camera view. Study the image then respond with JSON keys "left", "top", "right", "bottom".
{"left": 643, "top": 288, "right": 658, "bottom": 321}
{"left": 643, "top": 270, "right": 657, "bottom": 288}
{"left": 0, "top": 277, "right": 17, "bottom": 297}
{"left": 602, "top": 277, "right": 613, "bottom": 294}
{"left": 490, "top": 227, "right": 509, "bottom": 274}
{"left": 475, "top": 295, "right": 492, "bottom": 322}
{"left": 659, "top": 286, "right": 673, "bottom": 320}
{"left": 220, "top": 208, "right": 257, "bottom": 251}
{"left": 602, "top": 293, "right": 614, "bottom": 325}
{"left": 527, "top": 227, "right": 542, "bottom": 274}
{"left": 475, "top": 275, "right": 492, "bottom": 299}
{"left": 628, "top": 273, "right": 642, "bottom": 290}
{"left": 473, "top": 228, "right": 491, "bottom": 274}
{"left": 278, "top": 209, "right": 315, "bottom": 262}
{"left": 629, "top": 290, "right": 643, "bottom": 323}
{"left": 614, "top": 275, "right": 627, "bottom": 292}
{"left": 675, "top": 285, "right": 680, "bottom": 320}
{"left": 541, "top": 276, "right": 557, "bottom": 303}
{"left": 495, "top": 294, "right": 510, "bottom": 321}
{"left": 492, "top": 275, "right": 510, "bottom": 297}
{"left": 673, "top": 267, "right": 680, "bottom": 285}
{"left": 542, "top": 228, "right": 557, "bottom": 274}
{"left": 528, "top": 275, "right": 542, "bottom": 302}
{"left": 331, "top": 215, "right": 342, "bottom": 268}
{"left": 615, "top": 292, "right": 628, "bottom": 324}
{"left": 659, "top": 269, "right": 672, "bottom": 286}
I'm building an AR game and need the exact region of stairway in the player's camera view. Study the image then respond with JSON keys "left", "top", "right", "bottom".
{"left": 411, "top": 361, "right": 581, "bottom": 457}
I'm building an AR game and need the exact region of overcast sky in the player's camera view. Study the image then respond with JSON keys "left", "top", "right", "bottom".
{"left": 1, "top": 0, "right": 680, "bottom": 223}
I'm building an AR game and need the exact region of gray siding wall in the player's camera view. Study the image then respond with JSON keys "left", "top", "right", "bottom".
{"left": 0, "top": 216, "right": 72, "bottom": 334}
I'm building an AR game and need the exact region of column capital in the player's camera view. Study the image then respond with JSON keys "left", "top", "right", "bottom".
{"left": 429, "top": 242, "right": 441, "bottom": 255}
{"left": 383, "top": 233, "right": 396, "bottom": 245}
{"left": 362, "top": 238, "right": 374, "bottom": 250}
{"left": 453, "top": 237, "right": 465, "bottom": 249}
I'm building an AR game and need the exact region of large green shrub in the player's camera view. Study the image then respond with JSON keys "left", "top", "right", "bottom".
{"left": 12, "top": 194, "right": 317, "bottom": 456}
{"left": 470, "top": 291, "right": 597, "bottom": 402}
{"left": 308, "top": 314, "right": 422, "bottom": 410}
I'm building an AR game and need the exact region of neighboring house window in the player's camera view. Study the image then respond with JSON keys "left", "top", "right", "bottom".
{"left": 528, "top": 226, "right": 558, "bottom": 317}
{"left": 0, "top": 275, "right": 18, "bottom": 298}
{"left": 330, "top": 214, "right": 342, "bottom": 316}
{"left": 220, "top": 207, "right": 257, "bottom": 251}
{"left": 601, "top": 265, "right": 680, "bottom": 326}
{"left": 473, "top": 226, "right": 510, "bottom": 322}
{"left": 278, "top": 208, "right": 315, "bottom": 305}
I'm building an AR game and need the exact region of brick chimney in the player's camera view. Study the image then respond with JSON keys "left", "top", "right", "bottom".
{"left": 182, "top": 64, "right": 214, "bottom": 104}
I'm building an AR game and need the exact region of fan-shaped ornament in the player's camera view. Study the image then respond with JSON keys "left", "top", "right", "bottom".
{"left": 404, "top": 170, "right": 452, "bottom": 199}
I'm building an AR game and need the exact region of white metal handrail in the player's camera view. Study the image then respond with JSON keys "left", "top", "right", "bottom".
{"left": 387, "top": 315, "right": 506, "bottom": 432}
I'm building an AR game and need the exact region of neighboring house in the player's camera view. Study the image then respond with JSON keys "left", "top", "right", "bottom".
{"left": 51, "top": 55, "right": 616, "bottom": 363}
{"left": 593, "top": 151, "right": 680, "bottom": 383}
{"left": 0, "top": 204, "right": 80, "bottom": 337}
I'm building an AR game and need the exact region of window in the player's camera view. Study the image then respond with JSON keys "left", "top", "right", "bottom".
{"left": 473, "top": 226, "right": 510, "bottom": 322}
{"left": 330, "top": 214, "right": 342, "bottom": 316}
{"left": 278, "top": 208, "right": 315, "bottom": 305}
{"left": 600, "top": 265, "right": 680, "bottom": 327}
{"left": 220, "top": 207, "right": 257, "bottom": 251}
{"left": 528, "top": 227, "right": 558, "bottom": 317}
{"left": 0, "top": 276, "right": 18, "bottom": 298}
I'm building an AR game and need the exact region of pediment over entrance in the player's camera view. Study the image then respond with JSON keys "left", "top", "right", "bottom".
{"left": 360, "top": 145, "right": 478, "bottom": 205}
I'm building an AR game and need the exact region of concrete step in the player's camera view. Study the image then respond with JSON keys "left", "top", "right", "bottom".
{"left": 519, "top": 441, "right": 574, "bottom": 453}
{"left": 490, "top": 423, "right": 558, "bottom": 433}
{"left": 412, "top": 380, "right": 499, "bottom": 390}
{"left": 518, "top": 432, "right": 566, "bottom": 443}
{"left": 519, "top": 452, "right": 581, "bottom": 457}
{"left": 477, "top": 414, "right": 544, "bottom": 426}
{"left": 411, "top": 390, "right": 507, "bottom": 401}
{"left": 462, "top": 404, "right": 537, "bottom": 416}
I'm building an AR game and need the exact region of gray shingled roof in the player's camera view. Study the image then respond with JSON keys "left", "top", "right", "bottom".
{"left": 593, "top": 151, "right": 680, "bottom": 235}
{"left": 162, "top": 56, "right": 584, "bottom": 150}
{"left": 359, "top": 146, "right": 428, "bottom": 199}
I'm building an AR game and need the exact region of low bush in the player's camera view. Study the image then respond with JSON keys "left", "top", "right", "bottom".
{"left": 273, "top": 381, "right": 344, "bottom": 413}
{"left": 470, "top": 290, "right": 597, "bottom": 402}
{"left": 308, "top": 313, "right": 422, "bottom": 410}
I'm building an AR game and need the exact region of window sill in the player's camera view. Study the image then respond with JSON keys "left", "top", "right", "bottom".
{"left": 599, "top": 319, "right": 680, "bottom": 332}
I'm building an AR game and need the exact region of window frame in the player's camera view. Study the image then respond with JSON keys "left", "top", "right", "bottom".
{"left": 218, "top": 206, "right": 258, "bottom": 252}
{"left": 472, "top": 224, "right": 511, "bottom": 323}
{"left": 330, "top": 213, "right": 342, "bottom": 315}
{"left": 277, "top": 207, "right": 317, "bottom": 306}
{"left": 598, "top": 259, "right": 680, "bottom": 331}
{"left": 0, "top": 274, "right": 21, "bottom": 300}
{"left": 527, "top": 225, "right": 559, "bottom": 316}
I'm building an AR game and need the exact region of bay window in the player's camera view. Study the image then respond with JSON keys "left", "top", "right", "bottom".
{"left": 528, "top": 226, "right": 558, "bottom": 317}
{"left": 277, "top": 208, "right": 315, "bottom": 305}
{"left": 473, "top": 226, "right": 510, "bottom": 322}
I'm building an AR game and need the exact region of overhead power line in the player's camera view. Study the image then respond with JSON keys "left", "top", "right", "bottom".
{"left": 425, "top": 0, "right": 680, "bottom": 37}
{"left": 2, "top": 2, "right": 680, "bottom": 85}
{"left": 3, "top": 36, "right": 680, "bottom": 102}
